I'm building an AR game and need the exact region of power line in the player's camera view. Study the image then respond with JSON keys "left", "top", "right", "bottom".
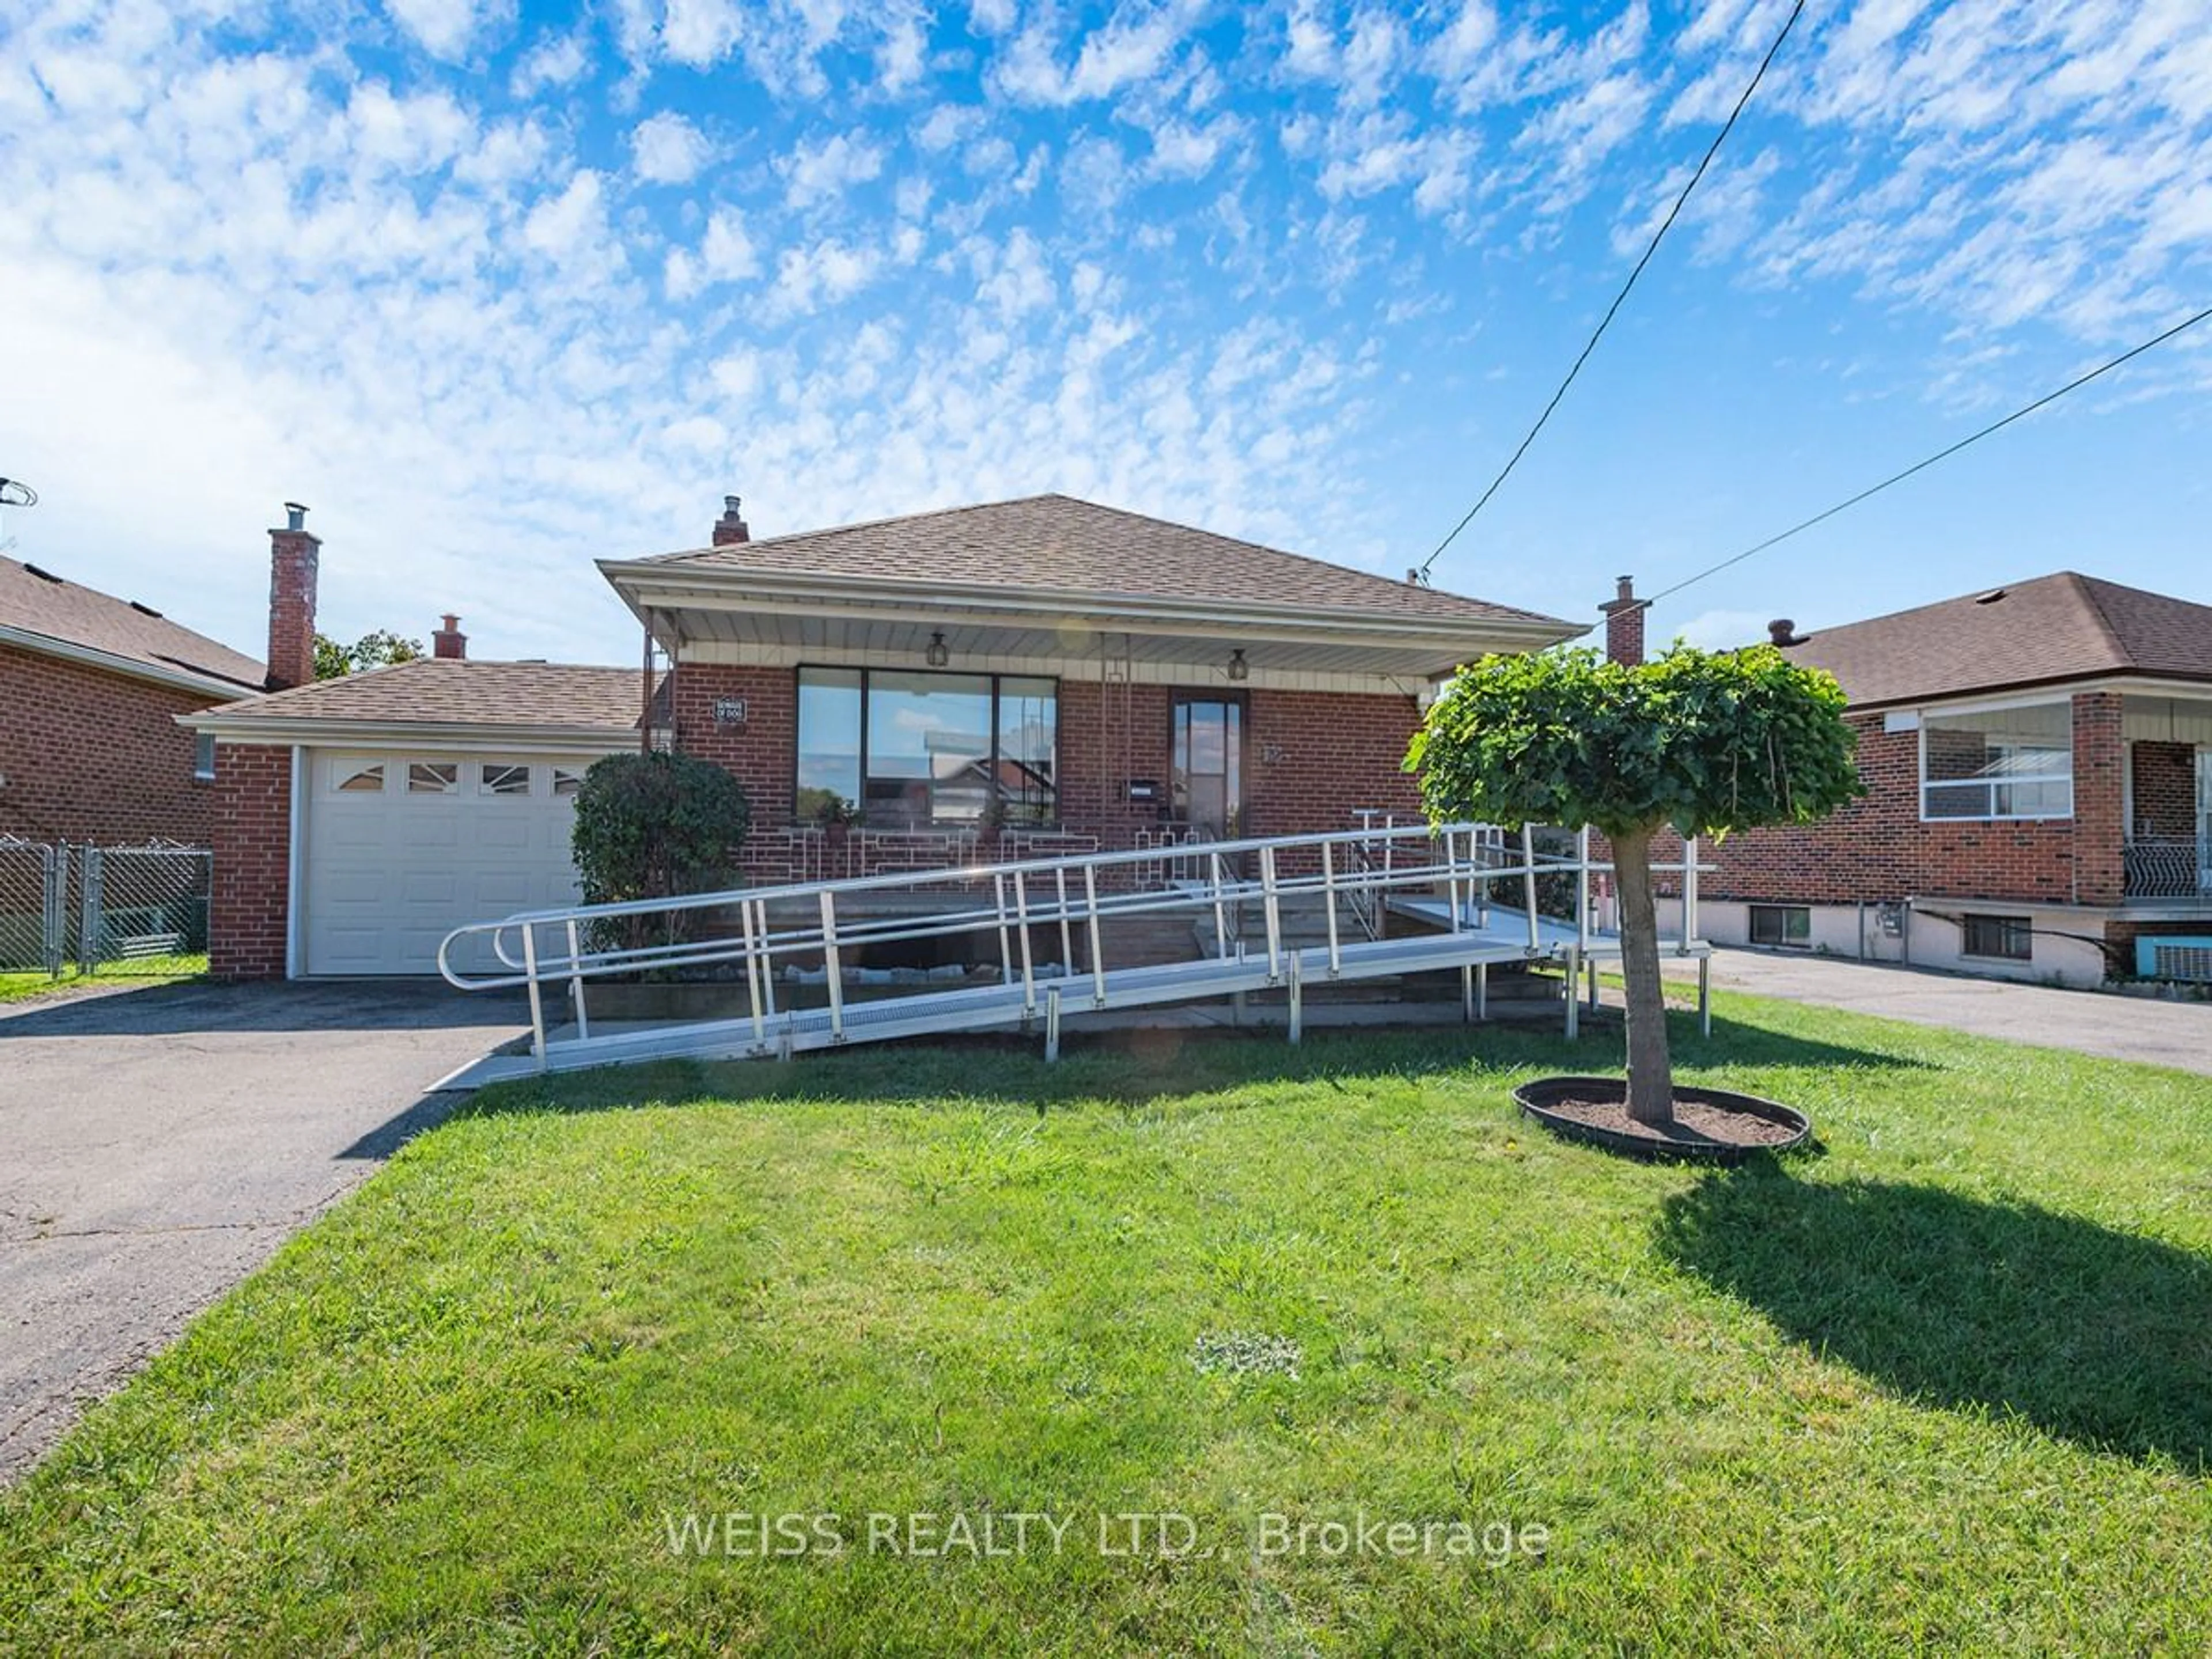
{"left": 1417, "top": 0, "right": 1808, "bottom": 581}
{"left": 1644, "top": 301, "right": 2212, "bottom": 607}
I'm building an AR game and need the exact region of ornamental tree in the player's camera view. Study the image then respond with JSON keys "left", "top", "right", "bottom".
{"left": 1406, "top": 644, "right": 1862, "bottom": 1126}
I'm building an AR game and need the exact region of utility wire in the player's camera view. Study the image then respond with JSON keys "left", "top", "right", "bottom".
{"left": 1417, "top": 0, "right": 1808, "bottom": 581}
{"left": 1644, "top": 301, "right": 2212, "bottom": 607}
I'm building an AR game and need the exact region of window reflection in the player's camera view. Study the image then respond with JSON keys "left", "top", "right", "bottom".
{"left": 796, "top": 668, "right": 1058, "bottom": 828}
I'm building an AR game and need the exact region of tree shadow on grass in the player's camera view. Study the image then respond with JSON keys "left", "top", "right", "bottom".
{"left": 1656, "top": 1169, "right": 2212, "bottom": 1468}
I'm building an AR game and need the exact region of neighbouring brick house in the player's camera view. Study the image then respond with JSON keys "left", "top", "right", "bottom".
{"left": 186, "top": 493, "right": 1574, "bottom": 978}
{"left": 1, "top": 552, "right": 266, "bottom": 845}
{"left": 1633, "top": 573, "right": 2212, "bottom": 987}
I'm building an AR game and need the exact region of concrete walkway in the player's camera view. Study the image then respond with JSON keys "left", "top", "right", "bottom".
{"left": 1662, "top": 950, "right": 2212, "bottom": 1077}
{"left": 0, "top": 979, "right": 526, "bottom": 1482}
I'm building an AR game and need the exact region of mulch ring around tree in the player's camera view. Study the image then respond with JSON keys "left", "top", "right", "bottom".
{"left": 1513, "top": 1075, "right": 1810, "bottom": 1164}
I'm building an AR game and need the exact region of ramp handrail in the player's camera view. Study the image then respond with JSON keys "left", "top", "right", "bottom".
{"left": 438, "top": 819, "right": 1711, "bottom": 1073}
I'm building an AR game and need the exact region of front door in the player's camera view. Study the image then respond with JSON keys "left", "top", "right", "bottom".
{"left": 1172, "top": 694, "right": 1244, "bottom": 842}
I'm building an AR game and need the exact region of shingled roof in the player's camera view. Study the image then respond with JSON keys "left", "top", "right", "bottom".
{"left": 0, "top": 554, "right": 264, "bottom": 692}
{"left": 1781, "top": 572, "right": 2212, "bottom": 709}
{"left": 187, "top": 658, "right": 656, "bottom": 733}
{"left": 629, "top": 494, "right": 1569, "bottom": 629}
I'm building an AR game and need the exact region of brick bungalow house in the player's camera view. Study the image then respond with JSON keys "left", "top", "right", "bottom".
{"left": 1, "top": 552, "right": 266, "bottom": 844}
{"left": 1642, "top": 573, "right": 2212, "bottom": 986}
{"left": 186, "top": 495, "right": 1575, "bottom": 978}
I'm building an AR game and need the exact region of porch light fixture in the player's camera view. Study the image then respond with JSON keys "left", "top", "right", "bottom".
{"left": 925, "top": 630, "right": 949, "bottom": 668}
{"left": 1226, "top": 648, "right": 1248, "bottom": 681}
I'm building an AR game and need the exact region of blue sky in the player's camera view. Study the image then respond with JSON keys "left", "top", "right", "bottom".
{"left": 2, "top": 0, "right": 2208, "bottom": 668}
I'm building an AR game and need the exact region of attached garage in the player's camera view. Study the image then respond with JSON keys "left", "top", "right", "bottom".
{"left": 300, "top": 750, "right": 602, "bottom": 976}
{"left": 184, "top": 659, "right": 652, "bottom": 979}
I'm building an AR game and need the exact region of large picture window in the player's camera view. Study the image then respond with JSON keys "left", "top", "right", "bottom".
{"left": 1920, "top": 703, "right": 2073, "bottom": 821}
{"left": 796, "top": 668, "right": 1057, "bottom": 828}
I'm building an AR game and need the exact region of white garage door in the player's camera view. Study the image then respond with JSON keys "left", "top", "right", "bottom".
{"left": 302, "top": 750, "right": 601, "bottom": 976}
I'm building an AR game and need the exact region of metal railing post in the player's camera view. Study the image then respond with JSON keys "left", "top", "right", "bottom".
{"left": 521, "top": 922, "right": 547, "bottom": 1069}
{"left": 1084, "top": 865, "right": 1106, "bottom": 1005}
{"left": 1260, "top": 844, "right": 1282, "bottom": 981}
{"left": 1321, "top": 841, "right": 1340, "bottom": 975}
{"left": 741, "top": 900, "right": 767, "bottom": 1044}
{"left": 1682, "top": 835, "right": 1700, "bottom": 949}
{"left": 1044, "top": 984, "right": 1062, "bottom": 1063}
{"left": 754, "top": 899, "right": 778, "bottom": 1022}
{"left": 1013, "top": 870, "right": 1036, "bottom": 1013}
{"left": 1286, "top": 949, "right": 1303, "bottom": 1044}
{"left": 1210, "top": 852, "right": 1230, "bottom": 960}
{"left": 993, "top": 873, "right": 1014, "bottom": 986}
{"left": 1576, "top": 825, "right": 1592, "bottom": 955}
{"left": 1521, "top": 824, "right": 1540, "bottom": 950}
{"left": 1563, "top": 946, "right": 1580, "bottom": 1040}
{"left": 1056, "top": 866, "right": 1074, "bottom": 979}
{"left": 565, "top": 919, "right": 589, "bottom": 1043}
{"left": 820, "top": 889, "right": 846, "bottom": 1040}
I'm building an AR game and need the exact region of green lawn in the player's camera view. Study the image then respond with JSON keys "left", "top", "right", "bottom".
{"left": 4, "top": 991, "right": 2210, "bottom": 1653}
{"left": 0, "top": 957, "right": 208, "bottom": 1004}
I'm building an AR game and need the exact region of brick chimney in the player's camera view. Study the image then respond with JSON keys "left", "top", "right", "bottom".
{"left": 713, "top": 494, "right": 750, "bottom": 546}
{"left": 433, "top": 613, "right": 468, "bottom": 660}
{"left": 1600, "top": 574, "right": 1646, "bottom": 666}
{"left": 266, "top": 501, "right": 320, "bottom": 691}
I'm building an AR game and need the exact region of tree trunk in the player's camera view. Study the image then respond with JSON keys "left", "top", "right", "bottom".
{"left": 1609, "top": 824, "right": 1676, "bottom": 1127}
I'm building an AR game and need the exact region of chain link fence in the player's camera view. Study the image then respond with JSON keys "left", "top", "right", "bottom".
{"left": 0, "top": 839, "right": 211, "bottom": 978}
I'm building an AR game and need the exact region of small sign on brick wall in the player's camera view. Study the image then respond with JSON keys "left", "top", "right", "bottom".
{"left": 713, "top": 696, "right": 748, "bottom": 726}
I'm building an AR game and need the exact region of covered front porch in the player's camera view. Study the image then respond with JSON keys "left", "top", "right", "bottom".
{"left": 2123, "top": 693, "right": 2212, "bottom": 903}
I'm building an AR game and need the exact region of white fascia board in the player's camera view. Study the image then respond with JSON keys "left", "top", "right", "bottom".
{"left": 0, "top": 623, "right": 257, "bottom": 700}
{"left": 1861, "top": 675, "right": 2212, "bottom": 721}
{"left": 180, "top": 717, "right": 640, "bottom": 752}
{"left": 598, "top": 563, "right": 1575, "bottom": 653}
{"left": 675, "top": 640, "right": 1428, "bottom": 696}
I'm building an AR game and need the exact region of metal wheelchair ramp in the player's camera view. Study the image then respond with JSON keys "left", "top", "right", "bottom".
{"left": 434, "top": 821, "right": 1713, "bottom": 1087}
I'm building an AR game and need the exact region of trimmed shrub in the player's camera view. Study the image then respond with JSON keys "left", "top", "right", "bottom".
{"left": 570, "top": 752, "right": 750, "bottom": 962}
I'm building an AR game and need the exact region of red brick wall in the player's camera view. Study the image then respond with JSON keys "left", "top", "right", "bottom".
{"left": 2132, "top": 741, "right": 2197, "bottom": 839}
{"left": 672, "top": 665, "right": 1425, "bottom": 858}
{"left": 0, "top": 642, "right": 225, "bottom": 844}
{"left": 1661, "top": 690, "right": 2128, "bottom": 908}
{"left": 209, "top": 743, "right": 291, "bottom": 978}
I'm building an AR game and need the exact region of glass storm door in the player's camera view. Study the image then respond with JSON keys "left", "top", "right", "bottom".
{"left": 1172, "top": 695, "right": 1244, "bottom": 840}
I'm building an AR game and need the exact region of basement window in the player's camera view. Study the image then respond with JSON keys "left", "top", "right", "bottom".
{"left": 1921, "top": 703, "right": 2073, "bottom": 820}
{"left": 1961, "top": 914, "right": 2033, "bottom": 961}
{"left": 1748, "top": 904, "right": 1811, "bottom": 949}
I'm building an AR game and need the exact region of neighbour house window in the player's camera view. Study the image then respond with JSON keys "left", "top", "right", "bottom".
{"left": 1748, "top": 904, "right": 1810, "bottom": 949}
{"left": 796, "top": 667, "right": 1058, "bottom": 828}
{"left": 1921, "top": 703, "right": 2073, "bottom": 820}
{"left": 192, "top": 732, "right": 217, "bottom": 782}
{"left": 1961, "top": 913, "right": 2033, "bottom": 961}
{"left": 479, "top": 763, "right": 532, "bottom": 796}
{"left": 407, "top": 762, "right": 459, "bottom": 794}
{"left": 335, "top": 762, "right": 386, "bottom": 793}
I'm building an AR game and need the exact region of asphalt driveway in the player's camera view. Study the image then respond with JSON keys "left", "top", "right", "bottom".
{"left": 0, "top": 979, "right": 528, "bottom": 1482}
{"left": 1662, "top": 950, "right": 2212, "bottom": 1076}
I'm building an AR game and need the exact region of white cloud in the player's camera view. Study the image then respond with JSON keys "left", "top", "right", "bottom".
{"left": 382, "top": 0, "right": 510, "bottom": 60}
{"left": 510, "top": 31, "right": 589, "bottom": 96}
{"left": 660, "top": 0, "right": 742, "bottom": 68}
{"left": 666, "top": 207, "right": 760, "bottom": 297}
{"left": 631, "top": 111, "right": 712, "bottom": 184}
{"left": 781, "top": 131, "right": 885, "bottom": 207}
{"left": 768, "top": 237, "right": 882, "bottom": 315}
